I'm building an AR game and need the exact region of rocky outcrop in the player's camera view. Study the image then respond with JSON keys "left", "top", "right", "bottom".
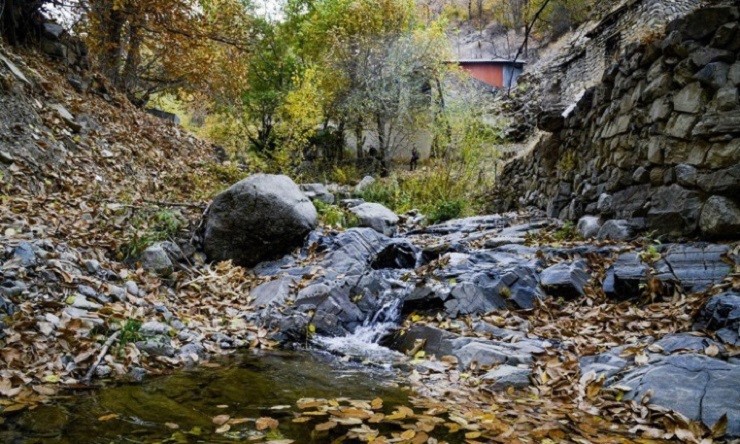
{"left": 494, "top": 5, "right": 740, "bottom": 239}
{"left": 202, "top": 174, "right": 318, "bottom": 267}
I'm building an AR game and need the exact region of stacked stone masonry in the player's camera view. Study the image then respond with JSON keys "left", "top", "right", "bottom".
{"left": 551, "top": 0, "right": 702, "bottom": 105}
{"left": 494, "top": 5, "right": 740, "bottom": 239}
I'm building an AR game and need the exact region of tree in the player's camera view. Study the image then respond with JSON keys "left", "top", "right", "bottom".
{"left": 82, "top": 0, "right": 252, "bottom": 104}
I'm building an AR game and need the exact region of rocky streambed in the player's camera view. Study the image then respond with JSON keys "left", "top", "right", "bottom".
{"left": 2, "top": 194, "right": 739, "bottom": 442}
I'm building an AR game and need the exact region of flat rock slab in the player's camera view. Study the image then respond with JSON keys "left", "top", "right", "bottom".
{"left": 653, "top": 244, "right": 732, "bottom": 293}
{"left": 604, "top": 243, "right": 732, "bottom": 299}
{"left": 618, "top": 354, "right": 740, "bottom": 437}
{"left": 387, "top": 324, "right": 551, "bottom": 373}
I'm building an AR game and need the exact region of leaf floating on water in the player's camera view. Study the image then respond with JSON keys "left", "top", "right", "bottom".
{"left": 265, "top": 440, "right": 294, "bottom": 444}
{"left": 98, "top": 413, "right": 119, "bottom": 422}
{"left": 370, "top": 398, "right": 383, "bottom": 410}
{"left": 292, "top": 416, "right": 311, "bottom": 423}
{"left": 165, "top": 422, "right": 179, "bottom": 430}
{"left": 315, "top": 420, "right": 337, "bottom": 431}
{"left": 215, "top": 424, "right": 230, "bottom": 434}
{"left": 256, "top": 417, "right": 279, "bottom": 431}
{"left": 212, "top": 414, "right": 230, "bottom": 426}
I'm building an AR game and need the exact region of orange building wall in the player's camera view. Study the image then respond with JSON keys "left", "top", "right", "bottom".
{"left": 459, "top": 63, "right": 505, "bottom": 88}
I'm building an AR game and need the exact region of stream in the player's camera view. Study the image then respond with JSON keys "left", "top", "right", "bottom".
{"left": 0, "top": 348, "right": 424, "bottom": 444}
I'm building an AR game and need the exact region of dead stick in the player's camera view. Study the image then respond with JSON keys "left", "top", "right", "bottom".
{"left": 84, "top": 330, "right": 121, "bottom": 382}
{"left": 143, "top": 199, "right": 206, "bottom": 209}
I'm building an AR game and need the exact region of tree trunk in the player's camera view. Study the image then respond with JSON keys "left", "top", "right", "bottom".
{"left": 354, "top": 122, "right": 364, "bottom": 159}
{"left": 91, "top": 1, "right": 126, "bottom": 85}
{"left": 121, "top": 20, "right": 143, "bottom": 99}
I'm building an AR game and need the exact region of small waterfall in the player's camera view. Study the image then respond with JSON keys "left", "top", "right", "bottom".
{"left": 314, "top": 287, "right": 408, "bottom": 364}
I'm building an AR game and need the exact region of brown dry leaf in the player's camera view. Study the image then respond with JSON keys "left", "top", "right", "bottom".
{"left": 212, "top": 414, "right": 230, "bottom": 425}
{"left": 215, "top": 424, "right": 230, "bottom": 434}
{"left": 315, "top": 421, "right": 337, "bottom": 431}
{"left": 256, "top": 416, "right": 279, "bottom": 431}
{"left": 400, "top": 429, "right": 416, "bottom": 440}
{"left": 97, "top": 413, "right": 119, "bottom": 422}
{"left": 704, "top": 345, "right": 719, "bottom": 357}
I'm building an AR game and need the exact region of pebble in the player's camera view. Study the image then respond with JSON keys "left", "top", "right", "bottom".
{"left": 84, "top": 259, "right": 101, "bottom": 274}
{"left": 125, "top": 281, "right": 139, "bottom": 296}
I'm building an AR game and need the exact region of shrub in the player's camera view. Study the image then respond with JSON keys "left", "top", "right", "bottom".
{"left": 314, "top": 200, "right": 359, "bottom": 229}
{"left": 119, "top": 209, "right": 186, "bottom": 260}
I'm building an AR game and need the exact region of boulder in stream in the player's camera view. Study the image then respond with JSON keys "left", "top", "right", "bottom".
{"left": 202, "top": 174, "right": 318, "bottom": 267}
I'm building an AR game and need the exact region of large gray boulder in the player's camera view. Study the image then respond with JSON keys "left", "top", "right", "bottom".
{"left": 203, "top": 174, "right": 318, "bottom": 267}
{"left": 348, "top": 203, "right": 399, "bottom": 236}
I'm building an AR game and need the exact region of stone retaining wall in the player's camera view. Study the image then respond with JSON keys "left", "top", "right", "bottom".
{"left": 493, "top": 5, "right": 740, "bottom": 238}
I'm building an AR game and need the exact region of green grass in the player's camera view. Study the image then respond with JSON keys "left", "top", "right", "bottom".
{"left": 356, "top": 163, "right": 489, "bottom": 224}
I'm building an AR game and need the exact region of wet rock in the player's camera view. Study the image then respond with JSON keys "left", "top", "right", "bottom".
{"left": 700, "top": 196, "right": 740, "bottom": 238}
{"left": 482, "top": 365, "right": 532, "bottom": 390}
{"left": 617, "top": 354, "right": 740, "bottom": 437}
{"left": 540, "top": 260, "right": 589, "bottom": 298}
{"left": 322, "top": 228, "right": 391, "bottom": 276}
{"left": 300, "top": 183, "right": 335, "bottom": 204}
{"left": 371, "top": 241, "right": 418, "bottom": 269}
{"left": 140, "top": 244, "right": 173, "bottom": 277}
{"left": 576, "top": 216, "right": 601, "bottom": 238}
{"left": 348, "top": 203, "right": 399, "bottom": 236}
{"left": 203, "top": 174, "right": 318, "bottom": 267}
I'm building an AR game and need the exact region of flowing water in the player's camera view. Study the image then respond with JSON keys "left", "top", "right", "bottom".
{"left": 314, "top": 288, "right": 409, "bottom": 366}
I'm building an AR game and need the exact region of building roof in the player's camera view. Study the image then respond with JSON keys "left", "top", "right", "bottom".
{"left": 449, "top": 58, "right": 527, "bottom": 65}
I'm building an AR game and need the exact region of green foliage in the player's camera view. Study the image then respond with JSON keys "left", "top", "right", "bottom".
{"left": 357, "top": 162, "right": 489, "bottom": 225}
{"left": 427, "top": 199, "right": 465, "bottom": 224}
{"left": 119, "top": 209, "right": 185, "bottom": 260}
{"left": 118, "top": 319, "right": 142, "bottom": 352}
{"left": 639, "top": 245, "right": 662, "bottom": 264}
{"left": 552, "top": 221, "right": 580, "bottom": 242}
{"left": 314, "top": 200, "right": 359, "bottom": 229}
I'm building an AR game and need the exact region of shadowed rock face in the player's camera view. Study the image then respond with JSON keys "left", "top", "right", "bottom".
{"left": 203, "top": 174, "right": 318, "bottom": 267}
